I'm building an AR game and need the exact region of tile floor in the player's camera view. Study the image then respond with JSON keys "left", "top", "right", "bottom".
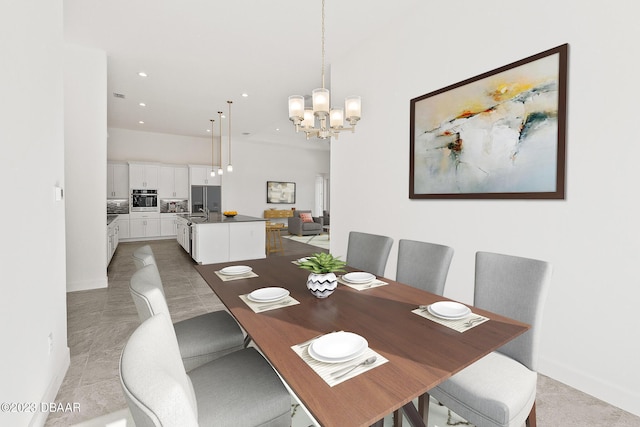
{"left": 44, "top": 239, "right": 640, "bottom": 426}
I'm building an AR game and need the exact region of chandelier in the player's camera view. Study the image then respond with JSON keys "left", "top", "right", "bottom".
{"left": 288, "top": 0, "right": 361, "bottom": 140}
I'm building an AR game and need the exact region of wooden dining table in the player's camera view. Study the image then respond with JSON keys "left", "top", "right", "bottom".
{"left": 195, "top": 256, "right": 530, "bottom": 427}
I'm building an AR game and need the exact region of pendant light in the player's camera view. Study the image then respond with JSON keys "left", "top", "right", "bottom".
{"left": 217, "top": 111, "right": 224, "bottom": 176}
{"left": 227, "top": 100, "right": 233, "bottom": 172}
{"left": 209, "top": 119, "right": 216, "bottom": 177}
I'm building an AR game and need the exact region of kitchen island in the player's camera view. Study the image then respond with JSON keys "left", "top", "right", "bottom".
{"left": 177, "top": 213, "right": 266, "bottom": 265}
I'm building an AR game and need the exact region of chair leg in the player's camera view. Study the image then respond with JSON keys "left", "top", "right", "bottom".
{"left": 418, "top": 393, "right": 430, "bottom": 426}
{"left": 525, "top": 401, "right": 537, "bottom": 427}
{"left": 392, "top": 409, "right": 404, "bottom": 427}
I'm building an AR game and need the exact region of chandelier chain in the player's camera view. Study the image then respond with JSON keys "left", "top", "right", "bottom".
{"left": 321, "top": 0, "right": 325, "bottom": 89}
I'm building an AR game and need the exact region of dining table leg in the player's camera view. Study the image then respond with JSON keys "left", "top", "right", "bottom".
{"left": 401, "top": 401, "right": 427, "bottom": 427}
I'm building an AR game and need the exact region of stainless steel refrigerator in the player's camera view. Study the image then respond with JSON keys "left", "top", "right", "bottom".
{"left": 191, "top": 185, "right": 221, "bottom": 214}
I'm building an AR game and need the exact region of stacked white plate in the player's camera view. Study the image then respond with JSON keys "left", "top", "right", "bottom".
{"left": 342, "top": 272, "right": 376, "bottom": 284}
{"left": 247, "top": 287, "right": 289, "bottom": 303}
{"left": 308, "top": 331, "right": 368, "bottom": 363}
{"left": 219, "top": 265, "right": 252, "bottom": 276}
{"left": 428, "top": 301, "right": 471, "bottom": 320}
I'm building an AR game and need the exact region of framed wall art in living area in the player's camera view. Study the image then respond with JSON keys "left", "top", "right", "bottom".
{"left": 267, "top": 181, "right": 296, "bottom": 204}
{"left": 410, "top": 44, "right": 568, "bottom": 199}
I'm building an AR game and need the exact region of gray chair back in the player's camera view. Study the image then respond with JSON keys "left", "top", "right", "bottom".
{"left": 132, "top": 245, "right": 156, "bottom": 270}
{"left": 396, "top": 239, "right": 454, "bottom": 295}
{"left": 346, "top": 231, "right": 393, "bottom": 277}
{"left": 130, "top": 264, "right": 169, "bottom": 323}
{"left": 119, "top": 313, "right": 199, "bottom": 427}
{"left": 474, "top": 251, "right": 552, "bottom": 371}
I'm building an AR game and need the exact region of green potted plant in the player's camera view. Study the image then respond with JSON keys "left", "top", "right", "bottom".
{"left": 298, "top": 252, "right": 347, "bottom": 298}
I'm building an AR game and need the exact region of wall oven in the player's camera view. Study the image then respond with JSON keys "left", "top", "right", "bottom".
{"left": 131, "top": 189, "right": 158, "bottom": 212}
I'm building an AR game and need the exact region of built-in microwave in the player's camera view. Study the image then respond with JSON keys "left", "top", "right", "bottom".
{"left": 131, "top": 189, "right": 158, "bottom": 212}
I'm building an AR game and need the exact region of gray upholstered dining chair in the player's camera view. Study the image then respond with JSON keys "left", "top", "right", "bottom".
{"left": 120, "top": 312, "right": 291, "bottom": 427}
{"left": 132, "top": 244, "right": 156, "bottom": 270}
{"left": 129, "top": 264, "right": 245, "bottom": 371}
{"left": 346, "top": 231, "right": 393, "bottom": 277}
{"left": 395, "top": 239, "right": 454, "bottom": 295}
{"left": 423, "top": 251, "right": 552, "bottom": 427}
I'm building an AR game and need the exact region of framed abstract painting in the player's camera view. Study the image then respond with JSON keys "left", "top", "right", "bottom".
{"left": 410, "top": 44, "right": 568, "bottom": 199}
{"left": 267, "top": 181, "right": 296, "bottom": 204}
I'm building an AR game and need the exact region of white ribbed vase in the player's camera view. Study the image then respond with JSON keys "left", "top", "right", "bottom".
{"left": 306, "top": 272, "right": 338, "bottom": 298}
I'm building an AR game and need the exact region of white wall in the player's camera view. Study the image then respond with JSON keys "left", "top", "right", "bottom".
{"left": 329, "top": 0, "right": 640, "bottom": 417}
{"left": 107, "top": 128, "right": 330, "bottom": 218}
{"left": 0, "top": 1, "right": 69, "bottom": 426}
{"left": 65, "top": 44, "right": 108, "bottom": 292}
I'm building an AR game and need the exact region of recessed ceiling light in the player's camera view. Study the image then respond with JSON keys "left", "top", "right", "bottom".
{"left": 138, "top": 72, "right": 148, "bottom": 77}
{"left": 241, "top": 93, "right": 248, "bottom": 97}
{"left": 206, "top": 129, "right": 211, "bottom": 132}
{"left": 139, "top": 102, "right": 146, "bottom": 107}
{"left": 276, "top": 128, "right": 280, "bottom": 131}
{"left": 138, "top": 121, "right": 144, "bottom": 124}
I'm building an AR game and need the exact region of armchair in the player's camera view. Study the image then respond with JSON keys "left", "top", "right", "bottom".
{"left": 288, "top": 210, "right": 323, "bottom": 236}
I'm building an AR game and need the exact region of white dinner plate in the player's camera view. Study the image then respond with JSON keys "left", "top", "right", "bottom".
{"left": 343, "top": 272, "right": 376, "bottom": 284}
{"left": 248, "top": 287, "right": 289, "bottom": 302}
{"left": 219, "top": 265, "right": 252, "bottom": 276}
{"left": 428, "top": 301, "right": 471, "bottom": 320}
{"left": 308, "top": 332, "right": 368, "bottom": 363}
{"left": 296, "top": 257, "right": 309, "bottom": 263}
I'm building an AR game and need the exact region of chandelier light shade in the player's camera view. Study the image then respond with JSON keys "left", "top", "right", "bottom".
{"left": 288, "top": 0, "right": 361, "bottom": 140}
{"left": 209, "top": 119, "right": 216, "bottom": 177}
{"left": 227, "top": 100, "right": 233, "bottom": 172}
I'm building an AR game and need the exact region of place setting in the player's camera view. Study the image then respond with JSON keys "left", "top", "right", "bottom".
{"left": 215, "top": 265, "right": 259, "bottom": 281}
{"left": 291, "top": 331, "right": 388, "bottom": 387}
{"left": 291, "top": 256, "right": 310, "bottom": 266}
{"left": 412, "top": 301, "right": 489, "bottom": 332}
{"left": 338, "top": 272, "right": 388, "bottom": 290}
{"left": 239, "top": 286, "right": 300, "bottom": 313}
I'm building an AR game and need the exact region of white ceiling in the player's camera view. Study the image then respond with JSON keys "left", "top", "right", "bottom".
{"left": 64, "top": 0, "right": 420, "bottom": 147}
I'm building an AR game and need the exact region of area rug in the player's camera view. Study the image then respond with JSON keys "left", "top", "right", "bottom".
{"left": 283, "top": 233, "right": 330, "bottom": 250}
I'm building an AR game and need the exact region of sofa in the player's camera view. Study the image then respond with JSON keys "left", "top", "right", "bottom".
{"left": 288, "top": 210, "right": 323, "bottom": 236}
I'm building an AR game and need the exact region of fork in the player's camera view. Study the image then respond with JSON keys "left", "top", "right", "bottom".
{"left": 463, "top": 317, "right": 484, "bottom": 327}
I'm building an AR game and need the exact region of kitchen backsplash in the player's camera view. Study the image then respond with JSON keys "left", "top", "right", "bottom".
{"left": 160, "top": 199, "right": 188, "bottom": 213}
{"left": 107, "top": 199, "right": 129, "bottom": 214}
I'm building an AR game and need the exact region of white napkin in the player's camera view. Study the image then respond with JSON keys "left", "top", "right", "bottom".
{"left": 291, "top": 336, "right": 388, "bottom": 387}
{"left": 412, "top": 307, "right": 489, "bottom": 332}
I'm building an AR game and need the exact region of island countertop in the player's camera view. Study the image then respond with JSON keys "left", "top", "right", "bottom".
{"left": 177, "top": 213, "right": 266, "bottom": 224}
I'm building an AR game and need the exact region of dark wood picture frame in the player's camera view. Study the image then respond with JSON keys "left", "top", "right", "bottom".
{"left": 410, "top": 44, "right": 568, "bottom": 199}
{"left": 266, "top": 181, "right": 296, "bottom": 204}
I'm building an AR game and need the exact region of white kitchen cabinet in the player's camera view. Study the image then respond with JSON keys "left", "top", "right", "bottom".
{"left": 191, "top": 220, "right": 265, "bottom": 264}
{"left": 161, "top": 213, "right": 178, "bottom": 236}
{"left": 189, "top": 165, "right": 221, "bottom": 186}
{"left": 107, "top": 217, "right": 120, "bottom": 266}
{"left": 129, "top": 163, "right": 159, "bottom": 189}
{"left": 176, "top": 216, "right": 190, "bottom": 253}
{"left": 129, "top": 213, "right": 161, "bottom": 238}
{"left": 159, "top": 166, "right": 189, "bottom": 198}
{"left": 107, "top": 162, "right": 129, "bottom": 198}
{"left": 118, "top": 214, "right": 130, "bottom": 239}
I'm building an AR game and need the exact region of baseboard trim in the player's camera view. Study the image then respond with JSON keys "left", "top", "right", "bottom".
{"left": 539, "top": 356, "right": 640, "bottom": 417}
{"left": 66, "top": 277, "right": 108, "bottom": 292}
{"left": 29, "top": 346, "right": 71, "bottom": 427}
